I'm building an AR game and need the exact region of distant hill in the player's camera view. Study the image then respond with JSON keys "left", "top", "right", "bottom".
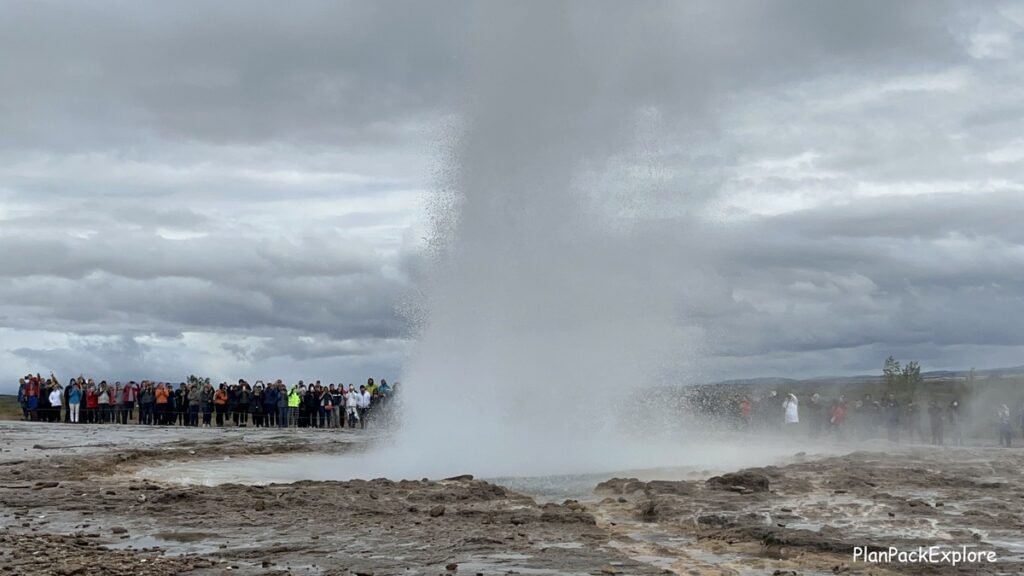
{"left": 712, "top": 365, "right": 1024, "bottom": 389}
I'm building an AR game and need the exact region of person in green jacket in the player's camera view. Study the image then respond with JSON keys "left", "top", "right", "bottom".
{"left": 287, "top": 385, "right": 301, "bottom": 428}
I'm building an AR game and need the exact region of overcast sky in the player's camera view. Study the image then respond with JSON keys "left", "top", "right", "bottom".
{"left": 2, "top": 1, "right": 1024, "bottom": 390}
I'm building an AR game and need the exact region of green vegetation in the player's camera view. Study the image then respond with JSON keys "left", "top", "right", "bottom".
{"left": 0, "top": 395, "right": 22, "bottom": 421}
{"left": 882, "top": 356, "right": 922, "bottom": 400}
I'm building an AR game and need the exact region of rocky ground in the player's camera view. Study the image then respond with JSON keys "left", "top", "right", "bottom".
{"left": 1, "top": 421, "right": 1022, "bottom": 575}
{"left": 593, "top": 448, "right": 1024, "bottom": 575}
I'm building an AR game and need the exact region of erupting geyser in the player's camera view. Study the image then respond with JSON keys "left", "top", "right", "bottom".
{"left": 387, "top": 4, "right": 704, "bottom": 479}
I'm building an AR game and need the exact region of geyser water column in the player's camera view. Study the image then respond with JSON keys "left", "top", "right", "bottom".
{"left": 391, "top": 3, "right": 695, "bottom": 479}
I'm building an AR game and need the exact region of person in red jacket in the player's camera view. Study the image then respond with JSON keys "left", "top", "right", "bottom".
{"left": 84, "top": 384, "right": 99, "bottom": 424}
{"left": 739, "top": 397, "right": 752, "bottom": 430}
{"left": 25, "top": 376, "right": 40, "bottom": 421}
{"left": 830, "top": 396, "right": 848, "bottom": 440}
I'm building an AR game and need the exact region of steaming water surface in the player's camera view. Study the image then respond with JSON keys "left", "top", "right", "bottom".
{"left": 137, "top": 455, "right": 709, "bottom": 502}
{"left": 136, "top": 437, "right": 834, "bottom": 502}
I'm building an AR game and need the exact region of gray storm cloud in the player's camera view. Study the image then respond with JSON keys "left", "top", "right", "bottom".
{"left": 2, "top": 1, "right": 1024, "bottom": 390}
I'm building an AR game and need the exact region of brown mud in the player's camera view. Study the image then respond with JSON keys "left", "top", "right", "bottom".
{"left": 1, "top": 422, "right": 1022, "bottom": 575}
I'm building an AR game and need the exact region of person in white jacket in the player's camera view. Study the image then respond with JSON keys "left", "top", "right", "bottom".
{"left": 345, "top": 385, "right": 361, "bottom": 429}
{"left": 783, "top": 393, "right": 799, "bottom": 427}
{"left": 357, "top": 385, "right": 372, "bottom": 429}
{"left": 48, "top": 385, "right": 63, "bottom": 422}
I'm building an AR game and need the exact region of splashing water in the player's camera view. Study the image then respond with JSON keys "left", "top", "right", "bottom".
{"left": 374, "top": 4, "right": 709, "bottom": 480}
{"left": 366, "top": 2, "right": 932, "bottom": 480}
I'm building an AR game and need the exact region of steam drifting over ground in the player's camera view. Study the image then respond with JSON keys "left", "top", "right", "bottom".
{"left": 383, "top": 2, "right": 960, "bottom": 478}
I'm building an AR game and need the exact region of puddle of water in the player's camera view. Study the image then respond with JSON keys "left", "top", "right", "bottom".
{"left": 536, "top": 542, "right": 585, "bottom": 549}
{"left": 488, "top": 553, "right": 533, "bottom": 560}
{"left": 152, "top": 531, "right": 219, "bottom": 543}
{"left": 457, "top": 564, "right": 589, "bottom": 576}
{"left": 612, "top": 535, "right": 758, "bottom": 575}
{"left": 103, "top": 530, "right": 237, "bottom": 557}
{"left": 630, "top": 554, "right": 676, "bottom": 570}
{"left": 105, "top": 534, "right": 222, "bottom": 556}
{"left": 128, "top": 437, "right": 844, "bottom": 506}
{"left": 135, "top": 453, "right": 715, "bottom": 502}
{"left": 458, "top": 553, "right": 591, "bottom": 576}
{"left": 628, "top": 531, "right": 694, "bottom": 546}
{"left": 489, "top": 473, "right": 613, "bottom": 502}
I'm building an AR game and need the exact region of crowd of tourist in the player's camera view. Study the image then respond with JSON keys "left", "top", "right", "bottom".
{"left": 14, "top": 373, "right": 396, "bottom": 429}
{"left": 674, "top": 386, "right": 1024, "bottom": 447}
{"left": 727, "top": 390, "right": 1024, "bottom": 446}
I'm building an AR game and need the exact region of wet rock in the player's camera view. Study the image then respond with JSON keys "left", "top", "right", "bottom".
{"left": 706, "top": 471, "right": 770, "bottom": 493}
{"left": 697, "top": 514, "right": 733, "bottom": 527}
{"left": 429, "top": 505, "right": 446, "bottom": 518}
{"left": 56, "top": 564, "right": 86, "bottom": 576}
{"left": 445, "top": 562, "right": 459, "bottom": 571}
{"left": 465, "top": 536, "right": 503, "bottom": 545}
{"left": 636, "top": 500, "right": 658, "bottom": 522}
{"left": 110, "top": 527, "right": 127, "bottom": 535}
{"left": 540, "top": 505, "right": 596, "bottom": 525}
{"left": 444, "top": 474, "right": 474, "bottom": 482}
{"left": 564, "top": 500, "right": 586, "bottom": 512}
{"left": 595, "top": 477, "right": 645, "bottom": 494}
{"left": 644, "top": 480, "right": 694, "bottom": 496}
